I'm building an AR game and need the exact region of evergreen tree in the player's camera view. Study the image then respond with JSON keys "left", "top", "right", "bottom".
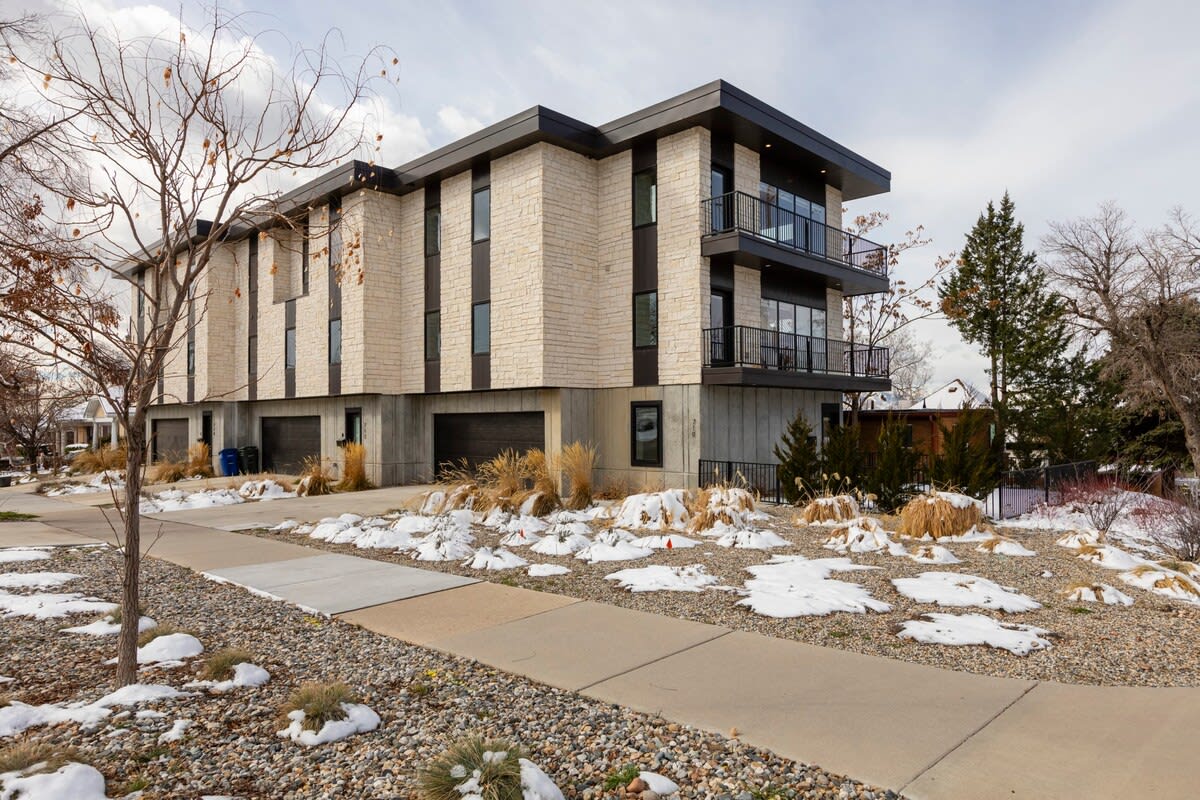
{"left": 939, "top": 193, "right": 1068, "bottom": 463}
{"left": 774, "top": 412, "right": 819, "bottom": 503}
{"left": 868, "top": 418, "right": 918, "bottom": 512}
{"left": 931, "top": 408, "right": 998, "bottom": 498}
{"left": 821, "top": 425, "right": 865, "bottom": 489}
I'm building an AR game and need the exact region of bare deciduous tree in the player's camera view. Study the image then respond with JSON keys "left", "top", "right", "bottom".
{"left": 0, "top": 8, "right": 395, "bottom": 686}
{"left": 1043, "top": 203, "right": 1200, "bottom": 475}
{"left": 0, "top": 351, "right": 84, "bottom": 474}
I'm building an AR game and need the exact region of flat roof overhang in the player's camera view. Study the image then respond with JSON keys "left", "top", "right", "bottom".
{"left": 702, "top": 366, "right": 892, "bottom": 393}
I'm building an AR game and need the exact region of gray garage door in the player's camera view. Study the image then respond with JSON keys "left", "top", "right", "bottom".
{"left": 433, "top": 412, "right": 544, "bottom": 475}
{"left": 151, "top": 418, "right": 189, "bottom": 463}
{"left": 261, "top": 416, "right": 321, "bottom": 474}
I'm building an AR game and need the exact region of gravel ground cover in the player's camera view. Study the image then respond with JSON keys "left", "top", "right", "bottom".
{"left": 249, "top": 505, "right": 1200, "bottom": 687}
{"left": 0, "top": 546, "right": 896, "bottom": 799}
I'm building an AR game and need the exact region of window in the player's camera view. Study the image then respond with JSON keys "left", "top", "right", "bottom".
{"left": 630, "top": 402, "right": 662, "bottom": 467}
{"left": 285, "top": 327, "right": 296, "bottom": 369}
{"left": 329, "top": 319, "right": 342, "bottom": 365}
{"left": 760, "top": 298, "right": 826, "bottom": 338}
{"left": 471, "top": 302, "right": 490, "bottom": 355}
{"left": 633, "top": 169, "right": 656, "bottom": 227}
{"left": 472, "top": 188, "right": 490, "bottom": 242}
{"left": 248, "top": 335, "right": 257, "bottom": 377}
{"left": 301, "top": 222, "right": 310, "bottom": 295}
{"left": 186, "top": 341, "right": 195, "bottom": 376}
{"left": 248, "top": 235, "right": 258, "bottom": 292}
{"left": 329, "top": 201, "right": 343, "bottom": 272}
{"left": 345, "top": 408, "right": 362, "bottom": 445}
{"left": 759, "top": 181, "right": 825, "bottom": 250}
{"left": 425, "top": 310, "right": 441, "bottom": 361}
{"left": 633, "top": 291, "right": 657, "bottom": 348}
{"left": 424, "top": 206, "right": 441, "bottom": 256}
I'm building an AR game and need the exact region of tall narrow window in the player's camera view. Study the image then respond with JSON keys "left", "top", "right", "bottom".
{"left": 329, "top": 319, "right": 342, "bottom": 365}
{"left": 425, "top": 310, "right": 441, "bottom": 360}
{"left": 186, "top": 341, "right": 195, "bottom": 376}
{"left": 633, "top": 291, "right": 658, "bottom": 348}
{"left": 329, "top": 200, "right": 343, "bottom": 272}
{"left": 471, "top": 302, "right": 490, "bottom": 355}
{"left": 248, "top": 335, "right": 257, "bottom": 380}
{"left": 425, "top": 206, "right": 441, "bottom": 256}
{"left": 248, "top": 236, "right": 258, "bottom": 292}
{"left": 301, "top": 222, "right": 310, "bottom": 295}
{"left": 472, "top": 188, "right": 490, "bottom": 242}
{"left": 633, "top": 169, "right": 657, "bottom": 227}
{"left": 631, "top": 402, "right": 663, "bottom": 467}
{"left": 285, "top": 327, "right": 296, "bottom": 369}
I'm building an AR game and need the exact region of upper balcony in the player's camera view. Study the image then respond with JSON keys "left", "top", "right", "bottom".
{"left": 700, "top": 191, "right": 890, "bottom": 296}
{"left": 702, "top": 325, "right": 891, "bottom": 392}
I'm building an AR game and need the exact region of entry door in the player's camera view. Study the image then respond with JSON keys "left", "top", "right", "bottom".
{"left": 345, "top": 409, "right": 362, "bottom": 445}
{"left": 709, "top": 290, "right": 734, "bottom": 366}
{"left": 710, "top": 165, "right": 733, "bottom": 232}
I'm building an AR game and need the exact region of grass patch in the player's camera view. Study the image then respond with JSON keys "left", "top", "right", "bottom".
{"left": 603, "top": 764, "right": 640, "bottom": 791}
{"left": 116, "top": 776, "right": 150, "bottom": 794}
{"left": 419, "top": 736, "right": 524, "bottom": 800}
{"left": 186, "top": 442, "right": 214, "bottom": 478}
{"left": 297, "top": 457, "right": 335, "bottom": 496}
{"left": 0, "top": 511, "right": 37, "bottom": 522}
{"left": 828, "top": 629, "right": 851, "bottom": 638}
{"left": 477, "top": 450, "right": 527, "bottom": 513}
{"left": 69, "top": 445, "right": 127, "bottom": 475}
{"left": 898, "top": 491, "right": 984, "bottom": 539}
{"left": 559, "top": 441, "right": 596, "bottom": 510}
{"left": 199, "top": 647, "right": 253, "bottom": 681}
{"left": 137, "top": 623, "right": 189, "bottom": 648}
{"left": 336, "top": 442, "right": 374, "bottom": 492}
{"left": 518, "top": 448, "right": 560, "bottom": 517}
{"left": 148, "top": 460, "right": 188, "bottom": 484}
{"left": 280, "top": 682, "right": 358, "bottom": 732}
{"left": 0, "top": 742, "right": 81, "bottom": 774}
{"left": 408, "top": 682, "right": 432, "bottom": 698}
{"left": 1069, "top": 606, "right": 1094, "bottom": 615}
{"left": 102, "top": 602, "right": 148, "bottom": 626}
{"left": 798, "top": 494, "right": 858, "bottom": 524}
{"left": 132, "top": 745, "right": 170, "bottom": 764}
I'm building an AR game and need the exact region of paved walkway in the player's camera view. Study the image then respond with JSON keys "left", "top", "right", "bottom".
{"left": 2, "top": 484, "right": 1197, "bottom": 798}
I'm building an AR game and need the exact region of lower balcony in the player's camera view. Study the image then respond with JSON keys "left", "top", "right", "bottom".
{"left": 702, "top": 325, "right": 891, "bottom": 392}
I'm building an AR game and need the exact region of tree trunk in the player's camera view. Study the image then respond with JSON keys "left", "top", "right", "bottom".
{"left": 115, "top": 425, "right": 145, "bottom": 687}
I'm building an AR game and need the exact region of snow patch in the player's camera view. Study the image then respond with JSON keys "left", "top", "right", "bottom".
{"left": 62, "top": 615, "right": 156, "bottom": 636}
{"left": 892, "top": 572, "right": 1041, "bottom": 612}
{"left": 136, "top": 633, "right": 204, "bottom": 664}
{"left": 1062, "top": 583, "right": 1134, "bottom": 606}
{"left": 186, "top": 662, "right": 271, "bottom": 693}
{"left": 976, "top": 536, "right": 1037, "bottom": 557}
{"left": 466, "top": 547, "right": 528, "bottom": 571}
{"left": 906, "top": 544, "right": 961, "bottom": 565}
{"left": 519, "top": 758, "right": 565, "bottom": 800}
{"left": 0, "top": 572, "right": 80, "bottom": 589}
{"left": 630, "top": 534, "right": 700, "bottom": 550}
{"left": 0, "top": 683, "right": 187, "bottom": 737}
{"left": 0, "top": 591, "right": 116, "bottom": 619}
{"left": 574, "top": 540, "right": 653, "bottom": 563}
{"left": 737, "top": 555, "right": 890, "bottom": 617}
{"left": 612, "top": 490, "right": 690, "bottom": 531}
{"left": 0, "top": 548, "right": 51, "bottom": 564}
{"left": 277, "top": 702, "right": 380, "bottom": 746}
{"left": 897, "top": 612, "right": 1052, "bottom": 656}
{"left": 527, "top": 563, "right": 570, "bottom": 577}
{"left": 714, "top": 527, "right": 790, "bottom": 550}
{"left": 158, "top": 718, "right": 192, "bottom": 743}
{"left": 822, "top": 518, "right": 905, "bottom": 555}
{"left": 0, "top": 762, "right": 111, "bottom": 800}
{"left": 605, "top": 564, "right": 719, "bottom": 593}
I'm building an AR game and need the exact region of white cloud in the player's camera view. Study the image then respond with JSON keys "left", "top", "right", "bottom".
{"left": 436, "top": 105, "right": 487, "bottom": 140}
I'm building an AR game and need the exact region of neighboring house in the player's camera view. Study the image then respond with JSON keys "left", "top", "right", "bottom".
{"left": 857, "top": 379, "right": 991, "bottom": 457}
{"left": 56, "top": 391, "right": 124, "bottom": 453}
{"left": 126, "top": 80, "right": 893, "bottom": 487}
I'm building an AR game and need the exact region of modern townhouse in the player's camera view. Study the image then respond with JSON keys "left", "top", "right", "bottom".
{"left": 133, "top": 80, "right": 893, "bottom": 489}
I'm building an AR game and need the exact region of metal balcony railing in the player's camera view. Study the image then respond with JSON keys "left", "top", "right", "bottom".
{"left": 702, "top": 325, "right": 889, "bottom": 378}
{"left": 701, "top": 191, "right": 889, "bottom": 277}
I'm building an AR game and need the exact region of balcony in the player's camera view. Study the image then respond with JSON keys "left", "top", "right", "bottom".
{"left": 702, "top": 325, "right": 891, "bottom": 392}
{"left": 700, "top": 191, "right": 890, "bottom": 296}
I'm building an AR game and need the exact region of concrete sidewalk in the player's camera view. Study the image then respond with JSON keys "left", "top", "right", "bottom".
{"left": 4, "top": 488, "right": 1199, "bottom": 798}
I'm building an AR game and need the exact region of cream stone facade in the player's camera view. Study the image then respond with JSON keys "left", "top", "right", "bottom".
{"left": 135, "top": 81, "right": 892, "bottom": 489}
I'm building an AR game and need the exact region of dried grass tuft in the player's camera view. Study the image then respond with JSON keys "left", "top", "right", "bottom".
{"left": 336, "top": 443, "right": 373, "bottom": 492}
{"left": 70, "top": 445, "right": 127, "bottom": 475}
{"left": 186, "top": 442, "right": 214, "bottom": 478}
{"left": 199, "top": 647, "right": 253, "bottom": 682}
{"left": 687, "top": 484, "right": 756, "bottom": 533}
{"left": 559, "top": 441, "right": 597, "bottom": 510}
{"left": 137, "top": 623, "right": 191, "bottom": 648}
{"left": 418, "top": 736, "right": 524, "bottom": 800}
{"left": 280, "top": 682, "right": 358, "bottom": 732}
{"left": 297, "top": 457, "right": 334, "bottom": 496}
{"left": 897, "top": 492, "right": 984, "bottom": 539}
{"left": 476, "top": 450, "right": 527, "bottom": 513}
{"left": 516, "top": 449, "right": 560, "bottom": 516}
{"left": 797, "top": 494, "right": 859, "bottom": 525}
{"left": 0, "top": 742, "right": 81, "bottom": 775}
{"left": 148, "top": 460, "right": 188, "bottom": 484}
{"left": 595, "top": 474, "right": 635, "bottom": 501}
{"left": 977, "top": 535, "right": 1014, "bottom": 552}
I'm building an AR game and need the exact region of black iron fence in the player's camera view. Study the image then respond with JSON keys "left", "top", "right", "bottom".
{"left": 701, "top": 190, "right": 889, "bottom": 276}
{"left": 698, "top": 459, "right": 786, "bottom": 504}
{"left": 702, "top": 325, "right": 889, "bottom": 378}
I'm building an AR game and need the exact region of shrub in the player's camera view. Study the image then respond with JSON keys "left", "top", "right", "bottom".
{"left": 419, "top": 736, "right": 524, "bottom": 800}
{"left": 1144, "top": 490, "right": 1200, "bottom": 562}
{"left": 821, "top": 425, "right": 865, "bottom": 488}
{"left": 930, "top": 408, "right": 997, "bottom": 499}
{"left": 603, "top": 764, "right": 640, "bottom": 791}
{"left": 297, "top": 457, "right": 334, "bottom": 496}
{"left": 186, "top": 442, "right": 214, "bottom": 478}
{"left": 559, "top": 442, "right": 597, "bottom": 510}
{"left": 773, "top": 411, "right": 818, "bottom": 504}
{"left": 476, "top": 450, "right": 527, "bottom": 512}
{"left": 199, "top": 647, "right": 253, "bottom": 681}
{"left": 148, "top": 460, "right": 188, "bottom": 484}
{"left": 70, "top": 445, "right": 127, "bottom": 475}
{"left": 0, "top": 742, "right": 80, "bottom": 774}
{"left": 280, "top": 682, "right": 358, "bottom": 732}
{"left": 337, "top": 443, "right": 374, "bottom": 492}
{"left": 898, "top": 491, "right": 984, "bottom": 539}
{"left": 867, "top": 418, "right": 919, "bottom": 512}
{"left": 1059, "top": 475, "right": 1132, "bottom": 539}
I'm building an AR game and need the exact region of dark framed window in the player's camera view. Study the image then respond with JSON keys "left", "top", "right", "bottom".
{"left": 472, "top": 302, "right": 490, "bottom": 355}
{"left": 329, "top": 200, "right": 343, "bottom": 272}
{"left": 472, "top": 187, "right": 491, "bottom": 242}
{"left": 329, "top": 318, "right": 342, "bottom": 365}
{"left": 345, "top": 408, "right": 362, "bottom": 445}
{"left": 248, "top": 235, "right": 258, "bottom": 292}
{"left": 285, "top": 327, "right": 296, "bottom": 369}
{"left": 633, "top": 169, "right": 657, "bottom": 227}
{"left": 633, "top": 291, "right": 658, "bottom": 348}
{"left": 186, "top": 340, "right": 195, "bottom": 376}
{"left": 425, "top": 310, "right": 441, "bottom": 361}
{"left": 424, "top": 206, "right": 441, "bottom": 256}
{"left": 301, "top": 222, "right": 310, "bottom": 295}
{"left": 630, "top": 401, "right": 663, "bottom": 467}
{"left": 248, "top": 334, "right": 257, "bottom": 377}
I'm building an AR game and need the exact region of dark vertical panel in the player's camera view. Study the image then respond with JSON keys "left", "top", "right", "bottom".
{"left": 425, "top": 182, "right": 442, "bottom": 394}
{"left": 631, "top": 227, "right": 657, "bottom": 292}
{"left": 471, "top": 353, "right": 490, "bottom": 391}
{"left": 471, "top": 164, "right": 490, "bottom": 391}
{"left": 633, "top": 139, "right": 658, "bottom": 387}
{"left": 328, "top": 201, "right": 342, "bottom": 396}
{"left": 284, "top": 299, "right": 296, "bottom": 399}
{"left": 711, "top": 131, "right": 733, "bottom": 170}
{"left": 247, "top": 235, "right": 258, "bottom": 402}
{"left": 424, "top": 254, "right": 440, "bottom": 309}
{"left": 632, "top": 349, "right": 658, "bottom": 386}
{"left": 471, "top": 241, "right": 490, "bottom": 302}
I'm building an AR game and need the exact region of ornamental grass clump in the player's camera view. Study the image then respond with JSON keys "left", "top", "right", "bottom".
{"left": 186, "top": 442, "right": 214, "bottom": 478}
{"left": 199, "top": 647, "right": 254, "bottom": 681}
{"left": 148, "top": 459, "right": 188, "bottom": 484}
{"left": 419, "top": 736, "right": 524, "bottom": 800}
{"left": 518, "top": 448, "right": 560, "bottom": 516}
{"left": 559, "top": 441, "right": 597, "bottom": 510}
{"left": 138, "top": 623, "right": 188, "bottom": 648}
{"left": 0, "top": 742, "right": 80, "bottom": 774}
{"left": 898, "top": 490, "right": 984, "bottom": 539}
{"left": 476, "top": 450, "right": 527, "bottom": 513}
{"left": 280, "top": 682, "right": 358, "bottom": 732}
{"left": 336, "top": 443, "right": 373, "bottom": 492}
{"left": 70, "top": 445, "right": 127, "bottom": 475}
{"left": 297, "top": 456, "right": 334, "bottom": 496}
{"left": 687, "top": 483, "right": 757, "bottom": 533}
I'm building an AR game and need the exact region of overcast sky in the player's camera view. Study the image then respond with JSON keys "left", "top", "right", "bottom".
{"left": 63, "top": 0, "right": 1200, "bottom": 390}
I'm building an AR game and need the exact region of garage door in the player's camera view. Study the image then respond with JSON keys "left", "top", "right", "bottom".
{"left": 151, "top": 418, "right": 189, "bottom": 463}
{"left": 433, "top": 412, "right": 544, "bottom": 475}
{"left": 261, "top": 416, "right": 321, "bottom": 474}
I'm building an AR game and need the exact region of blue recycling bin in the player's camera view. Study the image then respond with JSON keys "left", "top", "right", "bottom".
{"left": 219, "top": 448, "right": 240, "bottom": 477}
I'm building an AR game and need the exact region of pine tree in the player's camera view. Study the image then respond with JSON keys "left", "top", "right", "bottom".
{"left": 939, "top": 193, "right": 1068, "bottom": 463}
{"left": 821, "top": 425, "right": 865, "bottom": 489}
{"left": 931, "top": 408, "right": 998, "bottom": 498}
{"left": 774, "top": 411, "right": 819, "bottom": 504}
{"left": 868, "top": 418, "right": 918, "bottom": 512}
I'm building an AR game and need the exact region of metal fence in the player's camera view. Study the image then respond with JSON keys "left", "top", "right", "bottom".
{"left": 697, "top": 459, "right": 786, "bottom": 504}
